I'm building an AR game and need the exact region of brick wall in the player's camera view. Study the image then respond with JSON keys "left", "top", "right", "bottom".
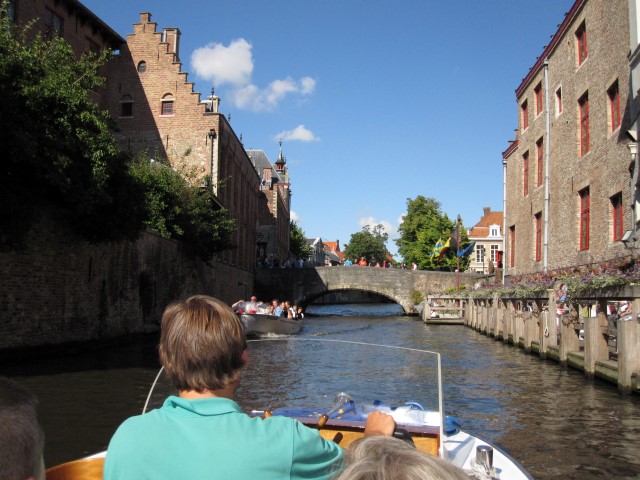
{"left": 0, "top": 212, "right": 253, "bottom": 351}
{"left": 505, "top": 0, "right": 631, "bottom": 275}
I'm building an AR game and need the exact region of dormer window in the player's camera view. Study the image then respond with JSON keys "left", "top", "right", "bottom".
{"left": 489, "top": 225, "right": 500, "bottom": 237}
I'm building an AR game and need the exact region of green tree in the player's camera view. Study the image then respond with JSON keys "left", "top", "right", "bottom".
{"left": 0, "top": 9, "right": 145, "bottom": 246}
{"left": 289, "top": 221, "right": 312, "bottom": 260}
{"left": 129, "top": 157, "right": 236, "bottom": 262}
{"left": 344, "top": 224, "right": 389, "bottom": 264}
{"left": 395, "top": 196, "right": 470, "bottom": 271}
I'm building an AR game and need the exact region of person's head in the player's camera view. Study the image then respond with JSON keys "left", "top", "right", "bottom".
{"left": 0, "top": 377, "right": 45, "bottom": 480}
{"left": 159, "top": 295, "right": 247, "bottom": 393}
{"left": 250, "top": 295, "right": 257, "bottom": 302}
{"left": 285, "top": 301, "right": 291, "bottom": 308}
{"left": 271, "top": 299, "right": 278, "bottom": 306}
{"left": 334, "top": 435, "right": 468, "bottom": 480}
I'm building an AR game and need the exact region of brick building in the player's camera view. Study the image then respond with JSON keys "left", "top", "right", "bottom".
{"left": 247, "top": 147, "right": 292, "bottom": 266}
{"left": 467, "top": 208, "right": 504, "bottom": 274}
{"left": 503, "top": 0, "right": 633, "bottom": 278}
{"left": 105, "top": 13, "right": 261, "bottom": 272}
{"left": 7, "top": 0, "right": 123, "bottom": 108}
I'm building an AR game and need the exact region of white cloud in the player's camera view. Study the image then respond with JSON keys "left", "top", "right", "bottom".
{"left": 191, "top": 39, "right": 316, "bottom": 112}
{"left": 290, "top": 210, "right": 300, "bottom": 222}
{"left": 358, "top": 217, "right": 398, "bottom": 237}
{"left": 300, "top": 77, "right": 316, "bottom": 94}
{"left": 275, "top": 125, "right": 319, "bottom": 143}
{"left": 191, "top": 39, "right": 253, "bottom": 87}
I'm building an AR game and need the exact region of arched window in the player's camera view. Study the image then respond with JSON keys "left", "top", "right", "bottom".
{"left": 161, "top": 94, "right": 174, "bottom": 115}
{"left": 137, "top": 61, "right": 147, "bottom": 73}
{"left": 120, "top": 95, "right": 133, "bottom": 117}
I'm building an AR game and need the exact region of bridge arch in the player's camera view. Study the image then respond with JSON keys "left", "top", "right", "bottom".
{"left": 255, "top": 267, "right": 483, "bottom": 316}
{"left": 300, "top": 287, "right": 405, "bottom": 313}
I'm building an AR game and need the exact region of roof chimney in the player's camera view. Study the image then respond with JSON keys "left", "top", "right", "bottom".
{"left": 162, "top": 27, "right": 181, "bottom": 61}
{"left": 483, "top": 207, "right": 491, "bottom": 217}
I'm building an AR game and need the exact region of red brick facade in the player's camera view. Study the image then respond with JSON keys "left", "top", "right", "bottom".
{"left": 503, "top": 0, "right": 631, "bottom": 276}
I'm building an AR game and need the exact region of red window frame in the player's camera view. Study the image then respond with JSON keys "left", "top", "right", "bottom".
{"left": 579, "top": 188, "right": 590, "bottom": 251}
{"left": 536, "top": 138, "right": 543, "bottom": 187}
{"left": 612, "top": 192, "right": 624, "bottom": 242}
{"left": 608, "top": 81, "right": 621, "bottom": 132}
{"left": 579, "top": 93, "right": 590, "bottom": 155}
{"left": 535, "top": 83, "right": 543, "bottom": 115}
{"left": 521, "top": 100, "right": 529, "bottom": 131}
{"left": 534, "top": 213, "right": 542, "bottom": 262}
{"left": 509, "top": 226, "right": 516, "bottom": 268}
{"left": 576, "top": 22, "right": 587, "bottom": 65}
{"left": 523, "top": 151, "right": 529, "bottom": 196}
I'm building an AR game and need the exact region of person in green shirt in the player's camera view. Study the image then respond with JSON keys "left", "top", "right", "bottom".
{"left": 104, "top": 295, "right": 395, "bottom": 480}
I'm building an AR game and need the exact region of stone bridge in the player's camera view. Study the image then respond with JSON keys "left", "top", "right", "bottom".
{"left": 255, "top": 267, "right": 483, "bottom": 314}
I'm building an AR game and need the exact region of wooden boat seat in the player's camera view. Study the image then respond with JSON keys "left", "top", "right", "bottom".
{"left": 45, "top": 457, "right": 104, "bottom": 480}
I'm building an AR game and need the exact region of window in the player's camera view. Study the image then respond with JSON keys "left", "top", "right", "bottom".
{"left": 579, "top": 92, "right": 590, "bottom": 155}
{"left": 556, "top": 87, "right": 563, "bottom": 115}
{"left": 161, "top": 94, "right": 174, "bottom": 115}
{"left": 509, "top": 226, "right": 516, "bottom": 268}
{"left": 44, "top": 8, "right": 63, "bottom": 39}
{"left": 608, "top": 81, "right": 621, "bottom": 132}
{"left": 120, "top": 95, "right": 133, "bottom": 117}
{"left": 576, "top": 21, "right": 587, "bottom": 65}
{"left": 521, "top": 100, "right": 529, "bottom": 131}
{"left": 523, "top": 151, "right": 529, "bottom": 196}
{"left": 476, "top": 245, "right": 485, "bottom": 264}
{"left": 7, "top": 0, "right": 16, "bottom": 23}
{"left": 579, "top": 187, "right": 590, "bottom": 251}
{"left": 612, "top": 192, "right": 624, "bottom": 242}
{"left": 87, "top": 38, "right": 100, "bottom": 56}
{"left": 490, "top": 226, "right": 499, "bottom": 237}
{"left": 490, "top": 244, "right": 499, "bottom": 262}
{"left": 534, "top": 212, "right": 542, "bottom": 262}
{"left": 535, "top": 83, "right": 543, "bottom": 116}
{"left": 536, "top": 138, "right": 544, "bottom": 187}
{"left": 137, "top": 61, "right": 147, "bottom": 73}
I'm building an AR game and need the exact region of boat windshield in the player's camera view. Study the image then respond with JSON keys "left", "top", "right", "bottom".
{"left": 142, "top": 339, "right": 444, "bottom": 443}
{"left": 233, "top": 301, "right": 270, "bottom": 314}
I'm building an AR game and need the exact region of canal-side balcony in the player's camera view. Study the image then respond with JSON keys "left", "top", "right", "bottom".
{"left": 461, "top": 286, "right": 640, "bottom": 394}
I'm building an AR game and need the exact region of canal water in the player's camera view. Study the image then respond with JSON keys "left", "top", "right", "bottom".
{"left": 2, "top": 303, "right": 640, "bottom": 479}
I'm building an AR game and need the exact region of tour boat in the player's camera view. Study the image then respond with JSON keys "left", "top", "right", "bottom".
{"left": 234, "top": 301, "right": 303, "bottom": 336}
{"left": 45, "top": 339, "right": 533, "bottom": 480}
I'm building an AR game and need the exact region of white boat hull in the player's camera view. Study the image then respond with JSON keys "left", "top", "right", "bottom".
{"left": 444, "top": 430, "right": 533, "bottom": 479}
{"left": 238, "top": 313, "right": 303, "bottom": 336}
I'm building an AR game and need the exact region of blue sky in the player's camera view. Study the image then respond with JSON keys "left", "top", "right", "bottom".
{"left": 81, "top": 0, "right": 575, "bottom": 257}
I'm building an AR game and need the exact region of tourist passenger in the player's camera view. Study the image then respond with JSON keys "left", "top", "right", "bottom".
{"left": 0, "top": 377, "right": 46, "bottom": 480}
{"left": 103, "top": 295, "right": 395, "bottom": 480}
{"left": 270, "top": 299, "right": 282, "bottom": 316}
{"left": 296, "top": 306, "right": 305, "bottom": 319}
{"left": 333, "top": 435, "right": 468, "bottom": 480}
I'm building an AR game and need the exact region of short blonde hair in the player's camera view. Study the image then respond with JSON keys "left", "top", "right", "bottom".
{"left": 334, "top": 435, "right": 469, "bottom": 480}
{"left": 159, "top": 295, "right": 246, "bottom": 392}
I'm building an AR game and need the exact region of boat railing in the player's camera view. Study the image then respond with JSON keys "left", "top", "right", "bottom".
{"left": 455, "top": 285, "right": 640, "bottom": 393}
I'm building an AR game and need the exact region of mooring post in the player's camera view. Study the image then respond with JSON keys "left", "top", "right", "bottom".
{"left": 617, "top": 299, "right": 640, "bottom": 392}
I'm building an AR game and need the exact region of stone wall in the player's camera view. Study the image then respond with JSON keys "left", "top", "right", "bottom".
{"left": 0, "top": 214, "right": 253, "bottom": 351}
